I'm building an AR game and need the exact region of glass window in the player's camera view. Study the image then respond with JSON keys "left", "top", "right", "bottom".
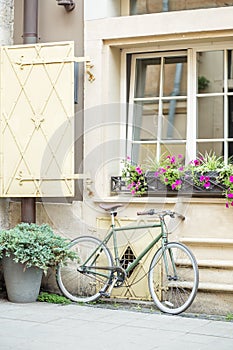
{"left": 197, "top": 96, "right": 224, "bottom": 139}
{"left": 130, "top": 0, "right": 233, "bottom": 15}
{"left": 196, "top": 49, "right": 233, "bottom": 160}
{"left": 127, "top": 47, "right": 233, "bottom": 166}
{"left": 197, "top": 51, "right": 223, "bottom": 94}
{"left": 128, "top": 53, "right": 187, "bottom": 164}
{"left": 135, "top": 58, "right": 161, "bottom": 98}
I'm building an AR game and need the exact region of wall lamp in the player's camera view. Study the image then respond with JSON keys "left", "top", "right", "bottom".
{"left": 56, "top": 0, "right": 75, "bottom": 12}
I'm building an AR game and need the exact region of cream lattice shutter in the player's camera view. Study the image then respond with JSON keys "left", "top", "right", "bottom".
{"left": 0, "top": 41, "right": 76, "bottom": 197}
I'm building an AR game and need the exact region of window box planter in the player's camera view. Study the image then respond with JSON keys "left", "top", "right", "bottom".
{"left": 181, "top": 171, "right": 225, "bottom": 197}
{"left": 111, "top": 176, "right": 131, "bottom": 194}
{"left": 111, "top": 171, "right": 225, "bottom": 197}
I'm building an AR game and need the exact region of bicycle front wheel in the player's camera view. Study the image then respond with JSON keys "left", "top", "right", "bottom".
{"left": 148, "top": 242, "right": 199, "bottom": 315}
{"left": 57, "top": 236, "right": 113, "bottom": 303}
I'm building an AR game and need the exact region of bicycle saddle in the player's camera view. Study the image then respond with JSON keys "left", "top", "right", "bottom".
{"left": 99, "top": 203, "right": 124, "bottom": 212}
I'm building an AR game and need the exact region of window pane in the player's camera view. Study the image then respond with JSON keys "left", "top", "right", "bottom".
{"left": 130, "top": 1, "right": 233, "bottom": 15}
{"left": 229, "top": 142, "right": 233, "bottom": 159}
{"left": 162, "top": 99, "right": 187, "bottom": 139}
{"left": 197, "top": 96, "right": 224, "bottom": 138}
{"left": 197, "top": 51, "right": 224, "bottom": 93}
{"left": 227, "top": 50, "right": 233, "bottom": 82}
{"left": 160, "top": 144, "right": 186, "bottom": 158}
{"left": 228, "top": 96, "right": 233, "bottom": 138}
{"left": 163, "top": 57, "right": 187, "bottom": 96}
{"left": 197, "top": 142, "right": 224, "bottom": 158}
{"left": 135, "top": 58, "right": 161, "bottom": 98}
{"left": 132, "top": 101, "right": 159, "bottom": 140}
{"left": 133, "top": 143, "right": 157, "bottom": 165}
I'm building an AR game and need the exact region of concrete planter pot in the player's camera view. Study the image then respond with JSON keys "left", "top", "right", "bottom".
{"left": 2, "top": 255, "right": 43, "bottom": 303}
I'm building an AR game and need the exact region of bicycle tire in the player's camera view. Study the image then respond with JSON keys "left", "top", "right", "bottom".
{"left": 57, "top": 236, "right": 113, "bottom": 303}
{"left": 148, "top": 242, "right": 199, "bottom": 315}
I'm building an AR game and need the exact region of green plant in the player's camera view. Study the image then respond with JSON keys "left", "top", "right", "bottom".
{"left": 198, "top": 75, "right": 210, "bottom": 91}
{"left": 123, "top": 152, "right": 233, "bottom": 209}
{"left": 38, "top": 292, "right": 71, "bottom": 304}
{"left": 191, "top": 152, "right": 224, "bottom": 173}
{"left": 0, "top": 223, "right": 78, "bottom": 272}
{"left": 154, "top": 154, "right": 185, "bottom": 190}
{"left": 121, "top": 157, "right": 147, "bottom": 196}
{"left": 225, "top": 312, "right": 233, "bottom": 321}
{"left": 188, "top": 152, "right": 224, "bottom": 189}
{"left": 218, "top": 164, "right": 233, "bottom": 208}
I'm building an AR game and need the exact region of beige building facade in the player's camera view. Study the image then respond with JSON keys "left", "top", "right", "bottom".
{"left": 0, "top": 1, "right": 233, "bottom": 314}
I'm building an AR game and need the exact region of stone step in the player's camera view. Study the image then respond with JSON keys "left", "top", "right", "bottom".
{"left": 198, "top": 282, "right": 233, "bottom": 293}
{"left": 180, "top": 237, "right": 233, "bottom": 246}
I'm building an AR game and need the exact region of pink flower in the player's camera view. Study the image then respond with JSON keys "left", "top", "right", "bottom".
{"left": 127, "top": 182, "right": 135, "bottom": 189}
{"left": 160, "top": 168, "right": 166, "bottom": 173}
{"left": 227, "top": 193, "right": 233, "bottom": 198}
{"left": 204, "top": 182, "right": 211, "bottom": 189}
{"left": 170, "top": 156, "right": 176, "bottom": 164}
{"left": 193, "top": 160, "right": 200, "bottom": 166}
{"left": 230, "top": 176, "right": 233, "bottom": 183}
{"left": 178, "top": 154, "right": 183, "bottom": 159}
{"left": 135, "top": 167, "right": 142, "bottom": 175}
{"left": 171, "top": 179, "right": 182, "bottom": 190}
{"left": 175, "top": 179, "right": 182, "bottom": 186}
{"left": 200, "top": 175, "right": 205, "bottom": 182}
{"left": 226, "top": 202, "right": 229, "bottom": 208}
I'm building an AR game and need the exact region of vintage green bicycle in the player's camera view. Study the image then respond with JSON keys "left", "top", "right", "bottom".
{"left": 57, "top": 203, "right": 199, "bottom": 314}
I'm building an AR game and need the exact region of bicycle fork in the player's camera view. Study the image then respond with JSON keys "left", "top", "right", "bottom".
{"left": 160, "top": 217, "right": 178, "bottom": 281}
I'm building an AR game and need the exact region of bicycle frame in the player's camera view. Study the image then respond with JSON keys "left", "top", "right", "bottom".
{"left": 57, "top": 207, "right": 199, "bottom": 314}
{"left": 81, "top": 214, "right": 169, "bottom": 277}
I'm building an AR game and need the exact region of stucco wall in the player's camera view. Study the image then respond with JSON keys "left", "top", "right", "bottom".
{"left": 0, "top": 0, "right": 14, "bottom": 230}
{"left": 0, "top": 0, "right": 14, "bottom": 46}
{"left": 1, "top": 2, "right": 233, "bottom": 314}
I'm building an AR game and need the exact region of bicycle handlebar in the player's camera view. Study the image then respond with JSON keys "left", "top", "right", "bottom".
{"left": 137, "top": 209, "right": 185, "bottom": 221}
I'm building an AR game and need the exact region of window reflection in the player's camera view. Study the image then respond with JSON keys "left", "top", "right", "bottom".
{"left": 163, "top": 57, "right": 187, "bottom": 96}
{"left": 197, "top": 96, "right": 224, "bottom": 139}
{"left": 197, "top": 142, "right": 223, "bottom": 158}
{"left": 130, "top": 0, "right": 233, "bottom": 15}
{"left": 197, "top": 51, "right": 223, "bottom": 94}
{"left": 135, "top": 58, "right": 161, "bottom": 98}
{"left": 162, "top": 100, "right": 187, "bottom": 140}
{"left": 132, "top": 102, "right": 159, "bottom": 141}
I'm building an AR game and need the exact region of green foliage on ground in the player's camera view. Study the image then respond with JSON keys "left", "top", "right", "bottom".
{"left": 37, "top": 292, "right": 71, "bottom": 304}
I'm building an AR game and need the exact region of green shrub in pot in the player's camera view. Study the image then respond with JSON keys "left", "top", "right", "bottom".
{"left": 0, "top": 223, "right": 78, "bottom": 302}
{"left": 0, "top": 223, "right": 77, "bottom": 272}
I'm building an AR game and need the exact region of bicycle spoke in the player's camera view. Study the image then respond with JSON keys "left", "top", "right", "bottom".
{"left": 57, "top": 236, "right": 113, "bottom": 303}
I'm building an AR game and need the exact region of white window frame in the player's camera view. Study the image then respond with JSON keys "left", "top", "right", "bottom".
{"left": 121, "top": 43, "right": 233, "bottom": 165}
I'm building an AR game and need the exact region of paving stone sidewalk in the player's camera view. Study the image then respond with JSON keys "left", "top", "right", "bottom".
{"left": 0, "top": 299, "right": 232, "bottom": 350}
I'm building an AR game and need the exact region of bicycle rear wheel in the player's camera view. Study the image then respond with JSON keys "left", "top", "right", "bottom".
{"left": 148, "top": 242, "right": 199, "bottom": 314}
{"left": 57, "top": 236, "right": 113, "bottom": 303}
